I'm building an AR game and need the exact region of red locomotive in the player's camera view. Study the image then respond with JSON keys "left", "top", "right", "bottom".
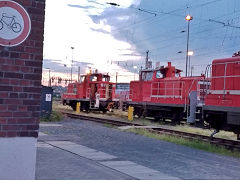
{"left": 127, "top": 54, "right": 240, "bottom": 139}
{"left": 203, "top": 55, "right": 240, "bottom": 139}
{"left": 62, "top": 71, "right": 117, "bottom": 112}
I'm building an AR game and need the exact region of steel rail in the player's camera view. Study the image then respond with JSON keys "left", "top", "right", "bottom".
{"left": 63, "top": 112, "right": 240, "bottom": 151}
{"left": 63, "top": 112, "right": 143, "bottom": 127}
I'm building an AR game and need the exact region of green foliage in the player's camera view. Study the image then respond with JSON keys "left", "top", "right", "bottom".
{"left": 127, "top": 128, "right": 240, "bottom": 158}
{"left": 40, "top": 111, "right": 63, "bottom": 122}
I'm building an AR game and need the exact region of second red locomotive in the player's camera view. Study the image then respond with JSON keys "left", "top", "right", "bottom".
{"left": 127, "top": 54, "right": 240, "bottom": 139}
{"left": 62, "top": 70, "right": 117, "bottom": 113}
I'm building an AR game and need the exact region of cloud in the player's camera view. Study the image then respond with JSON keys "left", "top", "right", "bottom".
{"left": 67, "top": 4, "right": 96, "bottom": 9}
{"left": 90, "top": 27, "right": 110, "bottom": 34}
{"left": 43, "top": 59, "right": 93, "bottom": 74}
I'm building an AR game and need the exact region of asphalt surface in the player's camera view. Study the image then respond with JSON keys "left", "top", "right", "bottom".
{"left": 36, "top": 117, "right": 240, "bottom": 180}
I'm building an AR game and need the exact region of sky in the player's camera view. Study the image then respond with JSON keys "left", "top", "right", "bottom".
{"left": 42, "top": 0, "right": 240, "bottom": 85}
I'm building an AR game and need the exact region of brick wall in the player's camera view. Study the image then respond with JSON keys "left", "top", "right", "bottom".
{"left": 0, "top": 0, "right": 45, "bottom": 138}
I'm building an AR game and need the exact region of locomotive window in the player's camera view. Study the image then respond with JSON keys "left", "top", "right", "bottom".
{"left": 103, "top": 77, "right": 110, "bottom": 82}
{"left": 80, "top": 76, "right": 85, "bottom": 83}
{"left": 90, "top": 76, "right": 97, "bottom": 82}
{"left": 142, "top": 71, "right": 153, "bottom": 81}
{"left": 156, "top": 71, "right": 163, "bottom": 78}
{"left": 73, "top": 84, "right": 77, "bottom": 94}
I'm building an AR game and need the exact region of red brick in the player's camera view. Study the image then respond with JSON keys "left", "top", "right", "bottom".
{"left": 20, "top": 53, "right": 30, "bottom": 59}
{"left": 2, "top": 125, "right": 18, "bottom": 131}
{"left": 17, "top": 131, "right": 29, "bottom": 137}
{"left": 7, "top": 131, "right": 17, "bottom": 137}
{"left": 18, "top": 106, "right": 28, "bottom": 111}
{"left": 0, "top": 86, "right": 13, "bottom": 91}
{"left": 17, "top": 118, "right": 36, "bottom": 124}
{"left": 10, "top": 80, "right": 19, "bottom": 85}
{"left": 0, "top": 79, "right": 10, "bottom": 85}
{"left": 13, "top": 112, "right": 30, "bottom": 117}
{"left": 4, "top": 72, "right": 23, "bottom": 79}
{"left": 2, "top": 65, "right": 20, "bottom": 71}
{"left": 28, "top": 131, "right": 38, "bottom": 138}
{"left": 27, "top": 125, "right": 39, "bottom": 130}
{"left": 13, "top": 86, "right": 23, "bottom": 92}
{"left": 15, "top": 59, "right": 25, "bottom": 65}
{"left": 8, "top": 105, "right": 18, "bottom": 111}
{"left": 23, "top": 87, "right": 41, "bottom": 93}
{"left": 0, "top": 118, "right": 7, "bottom": 124}
{"left": 25, "top": 61, "right": 42, "bottom": 67}
{"left": 8, "top": 119, "right": 17, "bottom": 124}
{"left": 7, "top": 99, "right": 22, "bottom": 105}
{"left": 0, "top": 112, "right": 12, "bottom": 117}
{"left": 23, "top": 100, "right": 40, "bottom": 105}
{"left": 0, "top": 92, "right": 8, "bottom": 98}
{"left": 0, "top": 132, "right": 7, "bottom": 137}
{"left": 0, "top": 105, "right": 7, "bottom": 111}
{"left": 24, "top": 74, "right": 42, "bottom": 80}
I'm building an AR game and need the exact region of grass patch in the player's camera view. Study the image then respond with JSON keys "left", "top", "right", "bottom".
{"left": 103, "top": 123, "right": 117, "bottom": 129}
{"left": 40, "top": 111, "right": 63, "bottom": 122}
{"left": 52, "top": 100, "right": 237, "bottom": 140}
{"left": 126, "top": 128, "right": 240, "bottom": 158}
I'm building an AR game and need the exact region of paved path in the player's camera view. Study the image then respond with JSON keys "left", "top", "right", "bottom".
{"left": 36, "top": 118, "right": 240, "bottom": 180}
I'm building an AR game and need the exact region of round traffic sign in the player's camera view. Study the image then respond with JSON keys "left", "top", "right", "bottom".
{"left": 0, "top": 0, "right": 31, "bottom": 47}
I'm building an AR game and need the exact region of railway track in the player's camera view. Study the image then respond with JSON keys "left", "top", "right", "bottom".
{"left": 63, "top": 112, "right": 240, "bottom": 151}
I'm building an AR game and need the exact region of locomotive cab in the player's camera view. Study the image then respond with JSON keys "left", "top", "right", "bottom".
{"left": 140, "top": 62, "right": 182, "bottom": 81}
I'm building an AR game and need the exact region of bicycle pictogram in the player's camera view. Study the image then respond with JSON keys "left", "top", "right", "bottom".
{"left": 0, "top": 13, "right": 22, "bottom": 33}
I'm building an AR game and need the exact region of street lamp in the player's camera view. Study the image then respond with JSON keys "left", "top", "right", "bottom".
{"left": 185, "top": 15, "right": 193, "bottom": 77}
{"left": 133, "top": 66, "right": 137, "bottom": 81}
{"left": 187, "top": 51, "right": 194, "bottom": 76}
{"left": 71, "top": 47, "right": 74, "bottom": 82}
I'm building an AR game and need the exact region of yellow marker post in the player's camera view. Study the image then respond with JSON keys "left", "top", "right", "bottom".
{"left": 76, "top": 102, "right": 80, "bottom": 113}
{"left": 128, "top": 106, "right": 134, "bottom": 121}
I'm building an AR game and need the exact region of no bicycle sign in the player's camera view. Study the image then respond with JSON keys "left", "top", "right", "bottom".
{"left": 0, "top": 0, "right": 31, "bottom": 47}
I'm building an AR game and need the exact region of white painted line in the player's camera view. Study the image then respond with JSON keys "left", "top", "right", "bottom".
{"left": 46, "top": 141, "right": 117, "bottom": 161}
{"left": 38, "top": 132, "right": 48, "bottom": 136}
{"left": 46, "top": 141, "right": 181, "bottom": 180}
{"left": 37, "top": 142, "right": 53, "bottom": 148}
{"left": 40, "top": 123, "right": 62, "bottom": 127}
{"left": 101, "top": 161, "right": 180, "bottom": 180}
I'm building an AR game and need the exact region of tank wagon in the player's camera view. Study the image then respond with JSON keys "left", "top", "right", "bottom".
{"left": 127, "top": 54, "right": 240, "bottom": 139}
{"left": 62, "top": 71, "right": 117, "bottom": 112}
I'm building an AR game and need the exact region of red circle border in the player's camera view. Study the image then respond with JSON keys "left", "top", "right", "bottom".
{"left": 0, "top": 0, "right": 31, "bottom": 47}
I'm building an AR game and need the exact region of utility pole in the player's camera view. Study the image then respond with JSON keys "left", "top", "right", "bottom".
{"left": 78, "top": 66, "right": 80, "bottom": 82}
{"left": 116, "top": 72, "right": 118, "bottom": 83}
{"left": 145, "top": 50, "right": 149, "bottom": 69}
{"left": 185, "top": 15, "right": 193, "bottom": 77}
{"left": 71, "top": 47, "right": 74, "bottom": 82}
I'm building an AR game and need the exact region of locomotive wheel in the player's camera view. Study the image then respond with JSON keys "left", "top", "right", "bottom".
{"left": 136, "top": 111, "right": 143, "bottom": 118}
{"left": 133, "top": 107, "right": 142, "bottom": 118}
{"left": 153, "top": 113, "right": 163, "bottom": 122}
{"left": 171, "top": 112, "right": 181, "bottom": 125}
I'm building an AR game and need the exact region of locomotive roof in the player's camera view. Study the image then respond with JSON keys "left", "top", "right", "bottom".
{"left": 141, "top": 66, "right": 182, "bottom": 74}
{"left": 82, "top": 73, "right": 110, "bottom": 77}
{"left": 213, "top": 56, "right": 240, "bottom": 64}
